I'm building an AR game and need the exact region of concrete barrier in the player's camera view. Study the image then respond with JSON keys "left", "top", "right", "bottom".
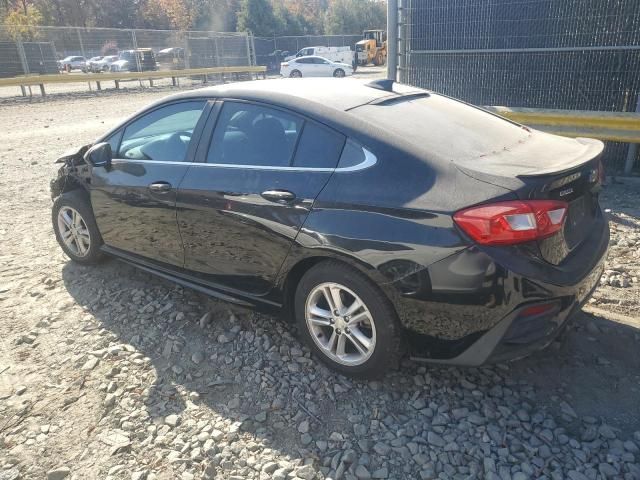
{"left": 485, "top": 106, "right": 640, "bottom": 174}
{"left": 485, "top": 106, "right": 640, "bottom": 144}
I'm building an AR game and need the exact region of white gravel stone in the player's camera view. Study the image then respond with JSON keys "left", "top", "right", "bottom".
{"left": 164, "top": 414, "right": 180, "bottom": 428}
{"left": 47, "top": 468, "right": 71, "bottom": 480}
{"left": 295, "top": 465, "right": 316, "bottom": 480}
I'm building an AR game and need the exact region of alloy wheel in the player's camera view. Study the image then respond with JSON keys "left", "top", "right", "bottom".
{"left": 305, "top": 282, "right": 377, "bottom": 366}
{"left": 57, "top": 206, "right": 91, "bottom": 257}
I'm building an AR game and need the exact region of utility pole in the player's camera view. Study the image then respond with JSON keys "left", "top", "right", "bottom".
{"left": 387, "top": 0, "right": 398, "bottom": 81}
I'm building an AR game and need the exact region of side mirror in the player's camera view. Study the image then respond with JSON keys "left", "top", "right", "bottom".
{"left": 84, "top": 142, "right": 112, "bottom": 168}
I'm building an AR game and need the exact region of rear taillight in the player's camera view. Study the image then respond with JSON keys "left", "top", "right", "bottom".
{"left": 453, "top": 200, "right": 568, "bottom": 246}
{"left": 519, "top": 301, "right": 559, "bottom": 317}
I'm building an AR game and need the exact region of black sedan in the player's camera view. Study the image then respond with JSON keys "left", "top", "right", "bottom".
{"left": 50, "top": 79, "right": 609, "bottom": 377}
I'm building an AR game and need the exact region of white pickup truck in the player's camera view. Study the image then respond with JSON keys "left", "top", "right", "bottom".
{"left": 286, "top": 46, "right": 354, "bottom": 66}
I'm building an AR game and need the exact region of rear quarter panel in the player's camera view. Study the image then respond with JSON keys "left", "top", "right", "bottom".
{"left": 278, "top": 146, "right": 515, "bottom": 292}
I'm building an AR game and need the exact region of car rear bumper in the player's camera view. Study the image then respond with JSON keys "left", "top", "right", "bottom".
{"left": 392, "top": 213, "right": 609, "bottom": 366}
{"left": 410, "top": 266, "right": 602, "bottom": 366}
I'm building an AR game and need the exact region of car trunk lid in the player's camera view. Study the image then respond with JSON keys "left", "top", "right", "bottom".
{"left": 455, "top": 131, "right": 604, "bottom": 265}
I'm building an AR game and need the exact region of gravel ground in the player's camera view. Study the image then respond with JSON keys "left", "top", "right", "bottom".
{"left": 0, "top": 85, "right": 639, "bottom": 480}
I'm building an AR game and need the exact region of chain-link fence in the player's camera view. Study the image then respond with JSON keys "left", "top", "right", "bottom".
{"left": 0, "top": 25, "right": 253, "bottom": 77}
{"left": 0, "top": 27, "right": 362, "bottom": 78}
{"left": 396, "top": 0, "right": 640, "bottom": 173}
{"left": 254, "top": 35, "right": 361, "bottom": 72}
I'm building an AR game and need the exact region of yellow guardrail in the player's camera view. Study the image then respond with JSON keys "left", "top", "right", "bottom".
{"left": 0, "top": 65, "right": 267, "bottom": 93}
{"left": 485, "top": 106, "right": 640, "bottom": 144}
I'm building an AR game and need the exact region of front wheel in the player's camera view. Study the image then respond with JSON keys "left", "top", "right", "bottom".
{"left": 290, "top": 69, "right": 302, "bottom": 78}
{"left": 52, "top": 190, "right": 104, "bottom": 265}
{"left": 295, "top": 261, "right": 403, "bottom": 378}
{"left": 333, "top": 68, "right": 345, "bottom": 78}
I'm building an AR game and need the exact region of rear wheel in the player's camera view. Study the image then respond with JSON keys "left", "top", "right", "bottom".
{"left": 52, "top": 190, "right": 104, "bottom": 265}
{"left": 333, "top": 68, "right": 345, "bottom": 78}
{"left": 290, "top": 69, "right": 302, "bottom": 78}
{"left": 295, "top": 261, "right": 403, "bottom": 378}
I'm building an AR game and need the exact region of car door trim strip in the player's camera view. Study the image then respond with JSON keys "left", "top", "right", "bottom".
{"left": 110, "top": 146, "right": 377, "bottom": 173}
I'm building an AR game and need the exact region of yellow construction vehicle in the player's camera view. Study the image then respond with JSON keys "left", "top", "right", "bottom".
{"left": 355, "top": 30, "right": 387, "bottom": 66}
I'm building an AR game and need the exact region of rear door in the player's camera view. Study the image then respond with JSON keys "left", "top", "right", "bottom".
{"left": 177, "top": 100, "right": 346, "bottom": 295}
{"left": 312, "top": 57, "right": 332, "bottom": 76}
{"left": 91, "top": 99, "right": 209, "bottom": 267}
{"left": 295, "top": 57, "right": 315, "bottom": 75}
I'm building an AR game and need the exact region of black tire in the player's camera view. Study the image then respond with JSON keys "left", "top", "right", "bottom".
{"left": 295, "top": 261, "right": 403, "bottom": 378}
{"left": 290, "top": 69, "right": 302, "bottom": 78}
{"left": 333, "top": 68, "right": 345, "bottom": 78}
{"left": 52, "top": 189, "right": 104, "bottom": 265}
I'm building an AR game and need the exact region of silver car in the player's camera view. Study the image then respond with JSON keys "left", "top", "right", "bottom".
{"left": 59, "top": 56, "right": 86, "bottom": 72}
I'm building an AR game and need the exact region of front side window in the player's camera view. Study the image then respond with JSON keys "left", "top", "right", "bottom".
{"left": 105, "top": 129, "right": 123, "bottom": 154}
{"left": 207, "top": 102, "right": 302, "bottom": 167}
{"left": 118, "top": 101, "right": 206, "bottom": 161}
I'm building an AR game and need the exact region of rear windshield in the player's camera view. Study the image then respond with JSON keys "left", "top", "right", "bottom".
{"left": 352, "top": 94, "right": 530, "bottom": 162}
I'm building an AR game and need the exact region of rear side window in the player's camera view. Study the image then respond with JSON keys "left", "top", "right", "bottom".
{"left": 338, "top": 139, "right": 366, "bottom": 168}
{"left": 293, "top": 122, "right": 345, "bottom": 169}
{"left": 207, "top": 102, "right": 303, "bottom": 167}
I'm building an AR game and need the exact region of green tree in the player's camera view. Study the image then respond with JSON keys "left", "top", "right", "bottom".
{"left": 324, "top": 0, "right": 386, "bottom": 35}
{"left": 190, "top": 0, "right": 240, "bottom": 31}
{"left": 3, "top": 3, "right": 43, "bottom": 40}
{"left": 273, "top": 3, "right": 307, "bottom": 35}
{"left": 236, "top": 0, "right": 278, "bottom": 36}
{"left": 140, "top": 0, "right": 192, "bottom": 29}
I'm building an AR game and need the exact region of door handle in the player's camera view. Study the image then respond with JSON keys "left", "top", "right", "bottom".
{"left": 261, "top": 189, "right": 296, "bottom": 203}
{"left": 149, "top": 182, "right": 172, "bottom": 194}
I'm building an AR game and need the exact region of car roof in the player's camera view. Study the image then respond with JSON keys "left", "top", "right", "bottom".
{"left": 164, "top": 79, "right": 421, "bottom": 114}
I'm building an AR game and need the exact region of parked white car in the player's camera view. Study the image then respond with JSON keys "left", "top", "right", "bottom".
{"left": 90, "top": 55, "right": 119, "bottom": 72}
{"left": 285, "top": 46, "right": 354, "bottom": 66}
{"left": 84, "top": 56, "right": 103, "bottom": 72}
{"left": 280, "top": 56, "right": 354, "bottom": 78}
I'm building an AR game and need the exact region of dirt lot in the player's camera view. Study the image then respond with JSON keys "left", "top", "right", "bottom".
{"left": 0, "top": 84, "right": 639, "bottom": 480}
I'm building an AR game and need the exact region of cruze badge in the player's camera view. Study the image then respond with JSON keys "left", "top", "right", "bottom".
{"left": 559, "top": 188, "right": 574, "bottom": 197}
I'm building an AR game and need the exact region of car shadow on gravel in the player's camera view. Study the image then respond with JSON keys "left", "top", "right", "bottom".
{"left": 60, "top": 256, "right": 640, "bottom": 476}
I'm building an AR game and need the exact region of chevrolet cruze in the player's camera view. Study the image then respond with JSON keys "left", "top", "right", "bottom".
{"left": 51, "top": 78, "right": 609, "bottom": 377}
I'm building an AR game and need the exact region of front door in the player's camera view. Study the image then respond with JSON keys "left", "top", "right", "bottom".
{"left": 177, "top": 100, "right": 346, "bottom": 295}
{"left": 91, "top": 100, "right": 209, "bottom": 267}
